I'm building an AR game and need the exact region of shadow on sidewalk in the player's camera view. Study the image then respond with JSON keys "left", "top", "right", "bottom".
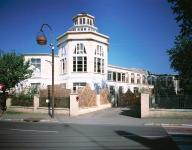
{"left": 115, "top": 130, "right": 179, "bottom": 150}
{"left": 119, "top": 105, "right": 141, "bottom": 118}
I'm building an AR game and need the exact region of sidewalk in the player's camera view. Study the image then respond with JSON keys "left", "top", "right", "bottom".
{"left": 1, "top": 109, "right": 192, "bottom": 127}
{"left": 0, "top": 111, "right": 55, "bottom": 122}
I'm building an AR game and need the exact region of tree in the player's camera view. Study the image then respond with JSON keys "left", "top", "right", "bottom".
{"left": 167, "top": 0, "right": 192, "bottom": 94}
{"left": 0, "top": 51, "right": 32, "bottom": 92}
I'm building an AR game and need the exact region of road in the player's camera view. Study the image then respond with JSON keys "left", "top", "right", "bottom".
{"left": 163, "top": 125, "right": 192, "bottom": 150}
{"left": 0, "top": 121, "right": 179, "bottom": 150}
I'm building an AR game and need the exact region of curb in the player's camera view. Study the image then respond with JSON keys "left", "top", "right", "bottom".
{"left": 0, "top": 118, "right": 24, "bottom": 122}
{"left": 144, "top": 123, "right": 192, "bottom": 128}
{"left": 0, "top": 118, "right": 58, "bottom": 123}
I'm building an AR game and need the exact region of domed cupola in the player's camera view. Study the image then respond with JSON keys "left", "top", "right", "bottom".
{"left": 69, "top": 12, "right": 98, "bottom": 32}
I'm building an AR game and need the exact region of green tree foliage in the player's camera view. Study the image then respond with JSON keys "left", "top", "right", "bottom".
{"left": 167, "top": 0, "right": 192, "bottom": 93}
{"left": 168, "top": 0, "right": 192, "bottom": 37}
{"left": 0, "top": 51, "right": 32, "bottom": 91}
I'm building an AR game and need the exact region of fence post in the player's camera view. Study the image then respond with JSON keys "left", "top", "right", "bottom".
{"left": 70, "top": 94, "right": 79, "bottom": 116}
{"left": 33, "top": 95, "right": 39, "bottom": 112}
{"left": 141, "top": 93, "right": 150, "bottom": 118}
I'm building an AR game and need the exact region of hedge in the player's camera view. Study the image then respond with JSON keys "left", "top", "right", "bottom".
{"left": 11, "top": 93, "right": 33, "bottom": 107}
{"left": 39, "top": 97, "right": 70, "bottom": 108}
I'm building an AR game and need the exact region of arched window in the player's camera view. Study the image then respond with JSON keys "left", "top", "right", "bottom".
{"left": 142, "top": 75, "right": 146, "bottom": 84}
{"left": 131, "top": 73, "right": 135, "bottom": 84}
{"left": 137, "top": 74, "right": 141, "bottom": 84}
{"left": 94, "top": 45, "right": 104, "bottom": 74}
{"left": 126, "top": 73, "right": 129, "bottom": 83}
{"left": 74, "top": 43, "right": 86, "bottom": 54}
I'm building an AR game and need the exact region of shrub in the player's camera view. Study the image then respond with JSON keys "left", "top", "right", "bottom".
{"left": 119, "top": 90, "right": 141, "bottom": 107}
{"left": 11, "top": 92, "right": 33, "bottom": 107}
{"left": 39, "top": 97, "right": 70, "bottom": 108}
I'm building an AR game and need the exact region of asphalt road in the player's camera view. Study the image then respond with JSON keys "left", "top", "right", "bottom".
{"left": 0, "top": 121, "right": 179, "bottom": 150}
{"left": 163, "top": 125, "right": 192, "bottom": 150}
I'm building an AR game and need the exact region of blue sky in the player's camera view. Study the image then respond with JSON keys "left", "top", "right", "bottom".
{"left": 0, "top": 0, "right": 179, "bottom": 74}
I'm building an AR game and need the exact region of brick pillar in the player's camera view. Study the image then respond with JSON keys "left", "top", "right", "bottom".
{"left": 70, "top": 94, "right": 79, "bottom": 116}
{"left": 6, "top": 98, "right": 12, "bottom": 107}
{"left": 33, "top": 95, "right": 39, "bottom": 112}
{"left": 141, "top": 93, "right": 149, "bottom": 118}
{"left": 96, "top": 95, "right": 100, "bottom": 107}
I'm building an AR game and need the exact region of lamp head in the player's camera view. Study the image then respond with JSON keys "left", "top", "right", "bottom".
{"left": 36, "top": 31, "right": 47, "bottom": 45}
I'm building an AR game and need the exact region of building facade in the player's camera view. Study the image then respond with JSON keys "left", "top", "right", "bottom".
{"left": 20, "top": 13, "right": 154, "bottom": 94}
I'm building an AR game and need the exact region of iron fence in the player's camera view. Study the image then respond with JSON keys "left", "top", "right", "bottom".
{"left": 150, "top": 95, "right": 192, "bottom": 109}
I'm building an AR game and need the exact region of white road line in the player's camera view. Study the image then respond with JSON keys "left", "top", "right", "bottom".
{"left": 142, "top": 135, "right": 169, "bottom": 138}
{"left": 122, "top": 135, "right": 169, "bottom": 139}
{"left": 10, "top": 129, "right": 58, "bottom": 133}
{"left": 168, "top": 132, "right": 192, "bottom": 135}
{"left": 145, "top": 123, "right": 192, "bottom": 128}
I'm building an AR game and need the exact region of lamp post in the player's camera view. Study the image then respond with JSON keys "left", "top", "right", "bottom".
{"left": 36, "top": 24, "right": 55, "bottom": 118}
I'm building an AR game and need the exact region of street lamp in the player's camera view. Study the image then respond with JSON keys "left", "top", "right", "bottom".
{"left": 36, "top": 24, "right": 55, "bottom": 118}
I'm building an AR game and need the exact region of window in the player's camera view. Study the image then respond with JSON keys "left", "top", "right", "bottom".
{"left": 95, "top": 45, "right": 103, "bottom": 56}
{"left": 31, "top": 83, "right": 40, "bottom": 93}
{"left": 131, "top": 73, "right": 135, "bottom": 83}
{"left": 137, "top": 74, "right": 141, "bottom": 84}
{"left": 118, "top": 73, "right": 121, "bottom": 81}
{"left": 94, "top": 45, "right": 104, "bottom": 74}
{"left": 83, "top": 18, "right": 85, "bottom": 24}
{"left": 122, "top": 73, "right": 125, "bottom": 82}
{"left": 74, "top": 43, "right": 86, "bottom": 54}
{"left": 97, "top": 58, "right": 101, "bottom": 73}
{"left": 94, "top": 57, "right": 104, "bottom": 74}
{"left": 102, "top": 59, "right": 104, "bottom": 73}
{"left": 142, "top": 75, "right": 146, "bottom": 84}
{"left": 109, "top": 86, "right": 115, "bottom": 95}
{"left": 60, "top": 46, "right": 66, "bottom": 57}
{"left": 108, "top": 71, "right": 112, "bottom": 81}
{"left": 119, "top": 86, "right": 123, "bottom": 94}
{"left": 80, "top": 18, "right": 82, "bottom": 24}
{"left": 90, "top": 19, "right": 92, "bottom": 25}
{"left": 94, "top": 57, "right": 96, "bottom": 72}
{"left": 73, "top": 82, "right": 86, "bottom": 93}
{"left": 74, "top": 19, "right": 78, "bottom": 25}
{"left": 87, "top": 18, "right": 89, "bottom": 24}
{"left": 126, "top": 74, "right": 129, "bottom": 83}
{"left": 113, "top": 72, "right": 116, "bottom": 81}
{"left": 73, "top": 57, "right": 87, "bottom": 72}
{"left": 134, "top": 87, "right": 139, "bottom": 94}
{"left": 31, "top": 58, "right": 41, "bottom": 72}
{"left": 60, "top": 58, "right": 66, "bottom": 74}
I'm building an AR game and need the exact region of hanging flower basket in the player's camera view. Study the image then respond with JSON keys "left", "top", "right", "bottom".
{"left": 36, "top": 32, "right": 47, "bottom": 45}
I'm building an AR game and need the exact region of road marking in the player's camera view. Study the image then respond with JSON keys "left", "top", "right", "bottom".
{"left": 144, "top": 123, "right": 192, "bottom": 128}
{"left": 10, "top": 129, "right": 58, "bottom": 133}
{"left": 137, "top": 135, "right": 169, "bottom": 139}
{"left": 121, "top": 135, "right": 169, "bottom": 139}
{"left": 168, "top": 132, "right": 192, "bottom": 135}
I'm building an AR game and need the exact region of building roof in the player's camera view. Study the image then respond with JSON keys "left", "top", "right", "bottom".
{"left": 72, "top": 13, "right": 95, "bottom": 20}
{"left": 108, "top": 64, "right": 149, "bottom": 74}
{"left": 24, "top": 53, "right": 59, "bottom": 57}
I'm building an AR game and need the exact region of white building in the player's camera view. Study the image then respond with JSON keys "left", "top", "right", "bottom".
{"left": 21, "top": 13, "right": 152, "bottom": 95}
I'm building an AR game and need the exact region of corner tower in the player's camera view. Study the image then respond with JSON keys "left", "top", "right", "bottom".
{"left": 57, "top": 13, "right": 109, "bottom": 91}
